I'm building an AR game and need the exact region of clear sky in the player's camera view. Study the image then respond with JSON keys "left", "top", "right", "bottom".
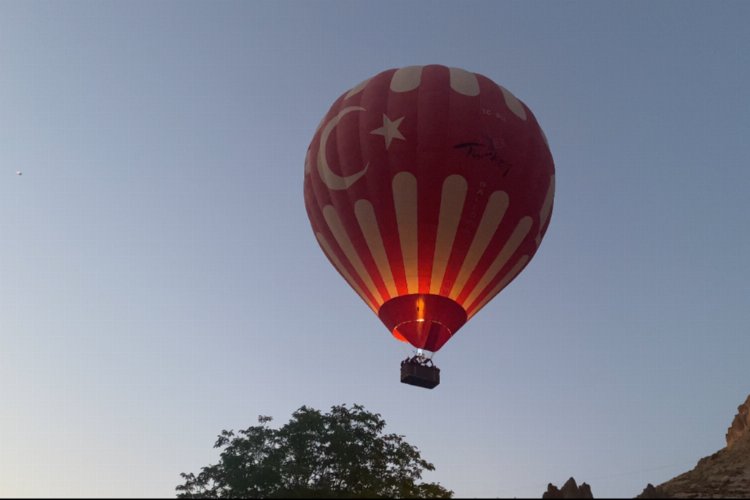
{"left": 1, "top": 1, "right": 749, "bottom": 498}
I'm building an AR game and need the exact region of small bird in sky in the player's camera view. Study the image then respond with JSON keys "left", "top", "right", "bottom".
{"left": 16, "top": 171, "right": 22, "bottom": 176}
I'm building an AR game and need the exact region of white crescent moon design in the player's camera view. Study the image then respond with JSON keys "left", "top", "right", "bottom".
{"left": 317, "top": 106, "right": 368, "bottom": 190}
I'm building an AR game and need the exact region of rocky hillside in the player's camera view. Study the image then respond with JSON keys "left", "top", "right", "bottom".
{"left": 543, "top": 477, "right": 593, "bottom": 498}
{"left": 638, "top": 394, "right": 750, "bottom": 498}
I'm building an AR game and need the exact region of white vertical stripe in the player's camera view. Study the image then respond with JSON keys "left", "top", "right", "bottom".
{"left": 322, "top": 205, "right": 385, "bottom": 305}
{"left": 449, "top": 67, "right": 480, "bottom": 96}
{"left": 304, "top": 148, "right": 313, "bottom": 175}
{"left": 541, "top": 127, "right": 550, "bottom": 148}
{"left": 430, "top": 175, "right": 468, "bottom": 294}
{"left": 316, "top": 232, "right": 378, "bottom": 313}
{"left": 449, "top": 191, "right": 509, "bottom": 299}
{"left": 345, "top": 77, "right": 371, "bottom": 99}
{"left": 535, "top": 174, "right": 555, "bottom": 246}
{"left": 467, "top": 255, "right": 529, "bottom": 319}
{"left": 392, "top": 172, "right": 418, "bottom": 293}
{"left": 463, "top": 216, "right": 533, "bottom": 307}
{"left": 539, "top": 175, "right": 555, "bottom": 227}
{"left": 390, "top": 66, "right": 423, "bottom": 92}
{"left": 354, "top": 199, "right": 397, "bottom": 298}
{"left": 500, "top": 85, "right": 527, "bottom": 120}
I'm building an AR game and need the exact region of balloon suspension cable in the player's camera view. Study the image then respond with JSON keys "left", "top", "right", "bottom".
{"left": 417, "top": 348, "right": 432, "bottom": 359}
{"left": 400, "top": 349, "right": 440, "bottom": 389}
{"left": 404, "top": 348, "right": 434, "bottom": 367}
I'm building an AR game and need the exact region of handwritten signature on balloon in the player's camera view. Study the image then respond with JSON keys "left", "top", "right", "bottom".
{"left": 454, "top": 136, "right": 512, "bottom": 176}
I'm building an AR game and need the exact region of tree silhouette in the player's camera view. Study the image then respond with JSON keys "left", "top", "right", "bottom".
{"left": 176, "top": 404, "right": 453, "bottom": 499}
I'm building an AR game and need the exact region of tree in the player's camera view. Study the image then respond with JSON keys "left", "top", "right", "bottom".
{"left": 176, "top": 404, "right": 453, "bottom": 499}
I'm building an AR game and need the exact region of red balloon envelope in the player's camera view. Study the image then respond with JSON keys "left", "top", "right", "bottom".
{"left": 304, "top": 65, "right": 554, "bottom": 353}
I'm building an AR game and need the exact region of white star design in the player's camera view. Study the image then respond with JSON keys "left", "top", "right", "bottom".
{"left": 371, "top": 114, "right": 405, "bottom": 149}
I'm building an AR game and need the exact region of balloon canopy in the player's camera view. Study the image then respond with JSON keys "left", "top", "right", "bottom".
{"left": 304, "top": 64, "right": 554, "bottom": 353}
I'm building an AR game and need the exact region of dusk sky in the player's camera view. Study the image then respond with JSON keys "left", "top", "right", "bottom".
{"left": 2, "top": 1, "right": 749, "bottom": 498}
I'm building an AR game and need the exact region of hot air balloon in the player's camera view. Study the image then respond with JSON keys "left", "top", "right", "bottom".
{"left": 304, "top": 65, "right": 554, "bottom": 388}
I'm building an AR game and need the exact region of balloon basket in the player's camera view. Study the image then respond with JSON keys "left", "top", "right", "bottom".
{"left": 400, "top": 356, "right": 440, "bottom": 389}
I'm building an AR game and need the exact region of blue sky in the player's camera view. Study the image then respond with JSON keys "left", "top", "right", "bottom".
{"left": 1, "top": 1, "right": 749, "bottom": 497}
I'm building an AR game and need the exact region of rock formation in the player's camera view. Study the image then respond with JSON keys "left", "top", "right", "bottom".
{"left": 543, "top": 477, "right": 594, "bottom": 499}
{"left": 637, "top": 483, "right": 669, "bottom": 498}
{"left": 726, "top": 394, "right": 750, "bottom": 449}
{"left": 636, "top": 394, "right": 750, "bottom": 498}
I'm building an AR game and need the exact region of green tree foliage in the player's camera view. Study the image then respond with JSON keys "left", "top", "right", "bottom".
{"left": 176, "top": 404, "right": 453, "bottom": 499}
